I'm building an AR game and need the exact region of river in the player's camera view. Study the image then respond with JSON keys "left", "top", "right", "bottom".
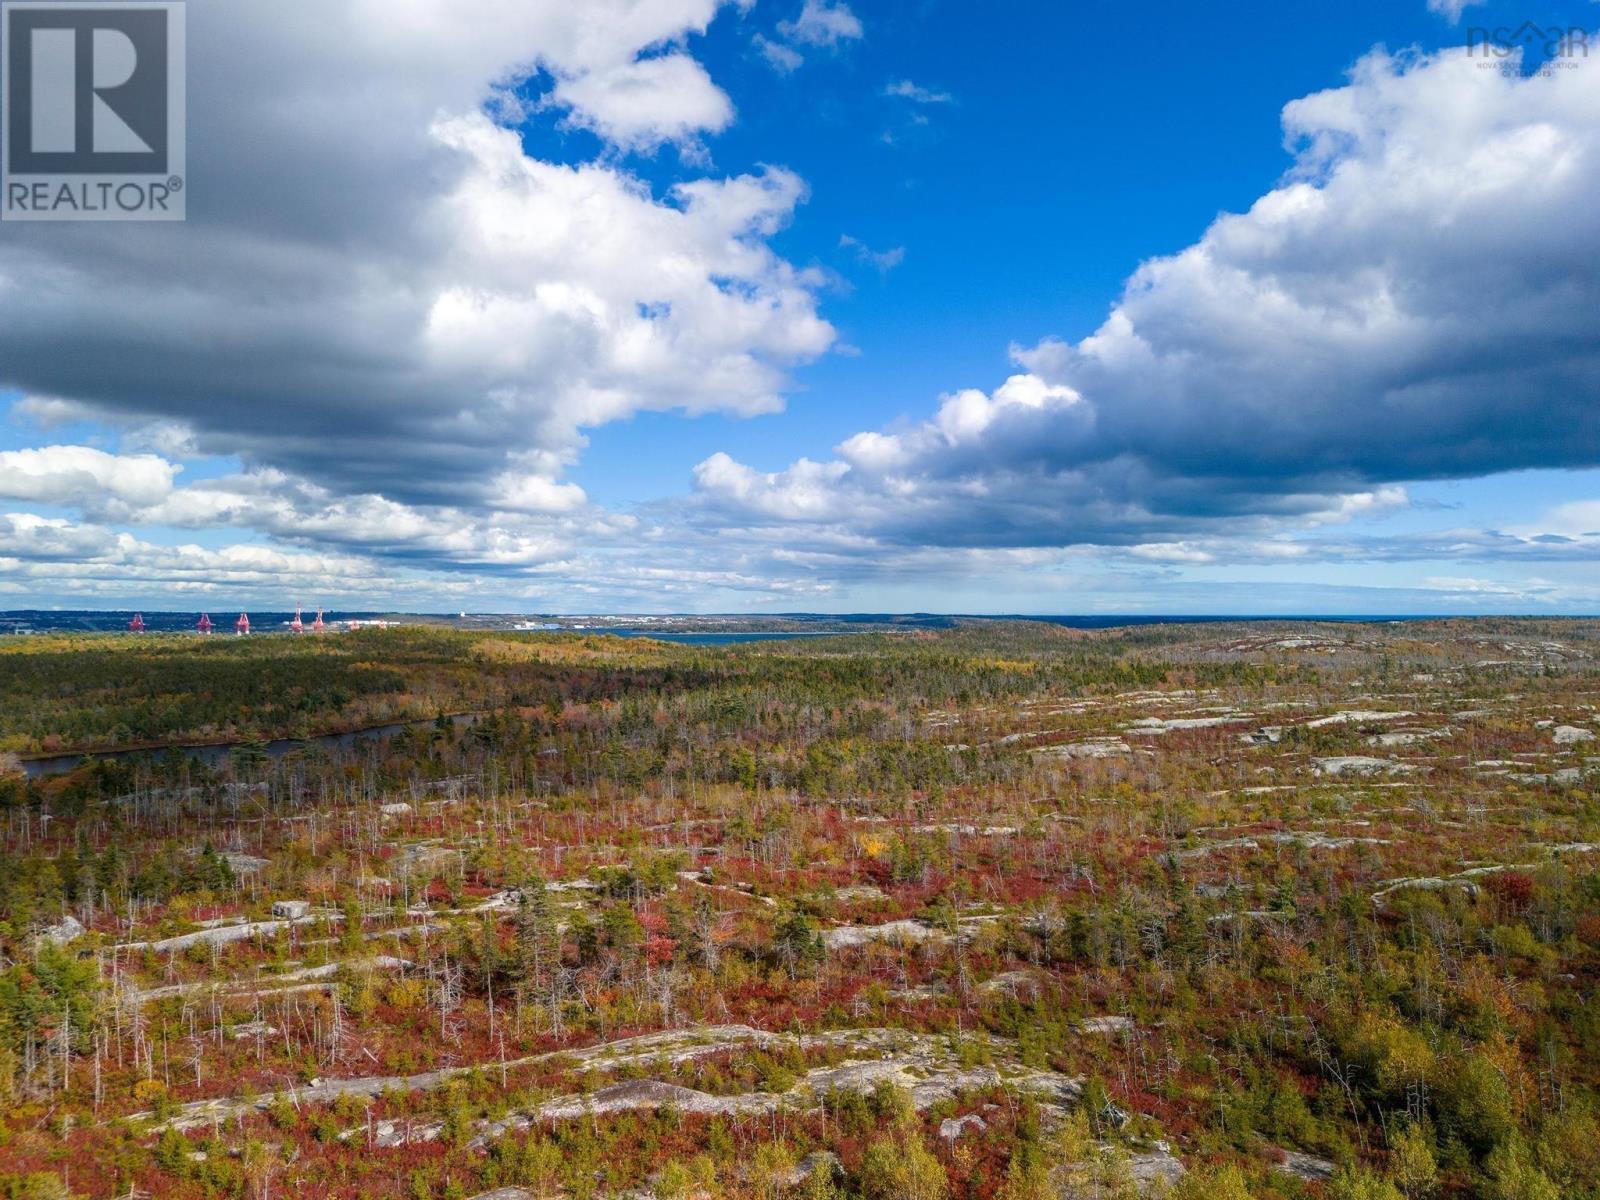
{"left": 19, "top": 714, "right": 484, "bottom": 780}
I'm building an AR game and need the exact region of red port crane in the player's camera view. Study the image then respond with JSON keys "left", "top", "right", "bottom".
{"left": 128, "top": 613, "right": 145, "bottom": 632}
{"left": 197, "top": 613, "right": 213, "bottom": 634}
{"left": 311, "top": 607, "right": 325, "bottom": 631}
{"left": 236, "top": 612, "right": 250, "bottom": 635}
{"left": 289, "top": 606, "right": 305, "bottom": 633}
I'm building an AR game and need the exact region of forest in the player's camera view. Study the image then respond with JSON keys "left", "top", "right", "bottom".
{"left": 0, "top": 618, "right": 1597, "bottom": 1200}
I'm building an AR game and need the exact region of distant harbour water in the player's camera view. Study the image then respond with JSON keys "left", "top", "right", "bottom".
{"left": 596, "top": 631, "right": 843, "bottom": 644}
{"left": 0, "top": 609, "right": 1448, "bottom": 638}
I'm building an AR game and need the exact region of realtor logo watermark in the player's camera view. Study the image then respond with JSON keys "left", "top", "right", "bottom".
{"left": 1467, "top": 21, "right": 1590, "bottom": 77}
{"left": 2, "top": 1, "right": 184, "bottom": 220}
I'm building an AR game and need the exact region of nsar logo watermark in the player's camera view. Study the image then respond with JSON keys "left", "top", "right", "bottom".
{"left": 2, "top": 0, "right": 184, "bottom": 221}
{"left": 1466, "top": 21, "right": 1590, "bottom": 77}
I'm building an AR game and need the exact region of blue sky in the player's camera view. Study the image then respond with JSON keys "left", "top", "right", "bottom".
{"left": 1, "top": 0, "right": 1598, "bottom": 613}
{"left": 575, "top": 0, "right": 1599, "bottom": 488}
{"left": 574, "top": 0, "right": 1478, "bottom": 494}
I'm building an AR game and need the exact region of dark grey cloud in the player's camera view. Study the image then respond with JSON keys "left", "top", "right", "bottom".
{"left": 0, "top": 0, "right": 832, "bottom": 509}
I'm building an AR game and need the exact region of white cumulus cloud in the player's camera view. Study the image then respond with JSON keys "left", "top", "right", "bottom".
{"left": 694, "top": 47, "right": 1600, "bottom": 559}
{"left": 0, "top": 446, "right": 179, "bottom": 509}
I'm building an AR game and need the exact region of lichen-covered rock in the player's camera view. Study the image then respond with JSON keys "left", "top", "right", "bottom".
{"left": 38, "top": 915, "right": 85, "bottom": 945}
{"left": 938, "top": 1114, "right": 988, "bottom": 1140}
